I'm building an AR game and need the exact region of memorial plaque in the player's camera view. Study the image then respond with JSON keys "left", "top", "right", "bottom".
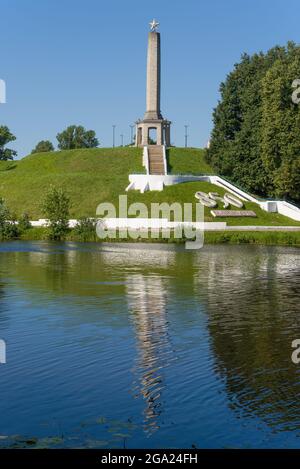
{"left": 211, "top": 210, "right": 257, "bottom": 217}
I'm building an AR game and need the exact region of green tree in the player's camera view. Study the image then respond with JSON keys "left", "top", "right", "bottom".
{"left": 73, "top": 217, "right": 96, "bottom": 242}
{"left": 0, "top": 197, "right": 10, "bottom": 233}
{"left": 0, "top": 198, "right": 19, "bottom": 239}
{"left": 56, "top": 125, "right": 99, "bottom": 150}
{"left": 274, "top": 159, "right": 300, "bottom": 201}
{"left": 0, "top": 126, "right": 17, "bottom": 160}
{"left": 206, "top": 44, "right": 300, "bottom": 198}
{"left": 261, "top": 42, "right": 300, "bottom": 200}
{"left": 31, "top": 140, "right": 54, "bottom": 154}
{"left": 18, "top": 212, "right": 31, "bottom": 232}
{"left": 42, "top": 186, "right": 70, "bottom": 240}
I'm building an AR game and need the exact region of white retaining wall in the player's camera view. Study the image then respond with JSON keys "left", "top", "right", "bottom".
{"left": 125, "top": 174, "right": 208, "bottom": 193}
{"left": 126, "top": 173, "right": 300, "bottom": 221}
{"left": 30, "top": 219, "right": 78, "bottom": 228}
{"left": 27, "top": 219, "right": 300, "bottom": 231}
{"left": 28, "top": 218, "right": 226, "bottom": 231}
{"left": 101, "top": 218, "right": 226, "bottom": 231}
{"left": 142, "top": 146, "right": 149, "bottom": 174}
{"left": 162, "top": 145, "right": 168, "bottom": 175}
{"left": 276, "top": 201, "right": 300, "bottom": 221}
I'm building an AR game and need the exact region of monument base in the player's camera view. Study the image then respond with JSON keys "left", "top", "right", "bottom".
{"left": 135, "top": 118, "right": 171, "bottom": 147}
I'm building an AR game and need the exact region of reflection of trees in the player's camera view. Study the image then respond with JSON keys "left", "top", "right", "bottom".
{"left": 0, "top": 256, "right": 13, "bottom": 330}
{"left": 1, "top": 244, "right": 179, "bottom": 332}
{"left": 7, "top": 244, "right": 176, "bottom": 299}
{"left": 0, "top": 282, "right": 9, "bottom": 331}
{"left": 5, "top": 241, "right": 300, "bottom": 435}
{"left": 193, "top": 246, "right": 300, "bottom": 432}
{"left": 12, "top": 243, "right": 177, "bottom": 435}
{"left": 126, "top": 274, "right": 173, "bottom": 435}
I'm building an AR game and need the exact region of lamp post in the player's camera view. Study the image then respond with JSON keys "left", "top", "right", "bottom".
{"left": 184, "top": 125, "right": 189, "bottom": 148}
{"left": 130, "top": 125, "right": 134, "bottom": 145}
{"left": 112, "top": 125, "right": 116, "bottom": 148}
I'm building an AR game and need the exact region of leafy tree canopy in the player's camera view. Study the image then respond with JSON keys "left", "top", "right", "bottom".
{"left": 31, "top": 140, "right": 54, "bottom": 154}
{"left": 42, "top": 186, "right": 70, "bottom": 241}
{"left": 56, "top": 125, "right": 99, "bottom": 150}
{"left": 0, "top": 126, "right": 17, "bottom": 160}
{"left": 206, "top": 42, "right": 300, "bottom": 202}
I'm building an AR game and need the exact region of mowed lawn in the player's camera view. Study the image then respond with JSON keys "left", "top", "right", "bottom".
{"left": 0, "top": 147, "right": 299, "bottom": 226}
{"left": 167, "top": 147, "right": 214, "bottom": 174}
{"left": 126, "top": 181, "right": 300, "bottom": 226}
{"left": 0, "top": 147, "right": 144, "bottom": 218}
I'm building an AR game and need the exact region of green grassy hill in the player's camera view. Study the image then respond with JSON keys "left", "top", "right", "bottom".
{"left": 0, "top": 147, "right": 143, "bottom": 218}
{"left": 167, "top": 147, "right": 213, "bottom": 174}
{"left": 126, "top": 181, "right": 300, "bottom": 226}
{"left": 0, "top": 147, "right": 212, "bottom": 218}
{"left": 0, "top": 147, "right": 299, "bottom": 226}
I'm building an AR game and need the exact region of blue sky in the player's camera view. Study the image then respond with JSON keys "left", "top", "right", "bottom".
{"left": 1, "top": 0, "right": 300, "bottom": 157}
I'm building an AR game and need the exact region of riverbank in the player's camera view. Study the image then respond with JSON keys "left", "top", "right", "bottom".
{"left": 2, "top": 147, "right": 300, "bottom": 226}
{"left": 13, "top": 227, "right": 300, "bottom": 246}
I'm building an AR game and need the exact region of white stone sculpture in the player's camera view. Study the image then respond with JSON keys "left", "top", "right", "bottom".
{"left": 195, "top": 191, "right": 244, "bottom": 209}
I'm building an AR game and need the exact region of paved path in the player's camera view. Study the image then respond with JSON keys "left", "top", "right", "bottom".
{"left": 225, "top": 226, "right": 300, "bottom": 231}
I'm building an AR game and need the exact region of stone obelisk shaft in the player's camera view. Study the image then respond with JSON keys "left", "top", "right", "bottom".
{"left": 144, "top": 32, "right": 162, "bottom": 120}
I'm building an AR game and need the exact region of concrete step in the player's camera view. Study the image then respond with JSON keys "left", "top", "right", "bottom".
{"left": 147, "top": 145, "right": 165, "bottom": 175}
{"left": 149, "top": 169, "right": 164, "bottom": 174}
{"left": 149, "top": 162, "right": 164, "bottom": 167}
{"left": 150, "top": 170, "right": 164, "bottom": 175}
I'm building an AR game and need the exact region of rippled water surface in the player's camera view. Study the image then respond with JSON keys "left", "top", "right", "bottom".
{"left": 0, "top": 241, "right": 300, "bottom": 448}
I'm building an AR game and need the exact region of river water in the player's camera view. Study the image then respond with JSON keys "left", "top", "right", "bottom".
{"left": 0, "top": 241, "right": 299, "bottom": 448}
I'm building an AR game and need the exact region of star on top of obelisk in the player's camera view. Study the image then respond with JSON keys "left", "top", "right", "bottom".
{"left": 149, "top": 19, "right": 159, "bottom": 32}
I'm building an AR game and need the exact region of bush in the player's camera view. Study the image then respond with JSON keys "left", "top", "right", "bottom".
{"left": 56, "top": 125, "right": 99, "bottom": 150}
{"left": 1, "top": 222, "right": 19, "bottom": 240}
{"left": 0, "top": 198, "right": 19, "bottom": 239}
{"left": 0, "top": 126, "right": 17, "bottom": 161}
{"left": 73, "top": 218, "right": 96, "bottom": 242}
{"left": 31, "top": 140, "right": 54, "bottom": 154}
{"left": 18, "top": 212, "right": 31, "bottom": 232}
{"left": 42, "top": 186, "right": 70, "bottom": 240}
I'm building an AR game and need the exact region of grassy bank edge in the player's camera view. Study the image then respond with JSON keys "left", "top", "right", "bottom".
{"left": 12, "top": 227, "right": 300, "bottom": 246}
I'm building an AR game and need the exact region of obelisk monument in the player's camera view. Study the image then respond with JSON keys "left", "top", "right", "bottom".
{"left": 135, "top": 20, "right": 171, "bottom": 147}
{"left": 144, "top": 28, "right": 162, "bottom": 120}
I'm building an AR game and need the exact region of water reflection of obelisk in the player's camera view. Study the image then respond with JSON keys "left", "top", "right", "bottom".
{"left": 126, "top": 274, "right": 171, "bottom": 434}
